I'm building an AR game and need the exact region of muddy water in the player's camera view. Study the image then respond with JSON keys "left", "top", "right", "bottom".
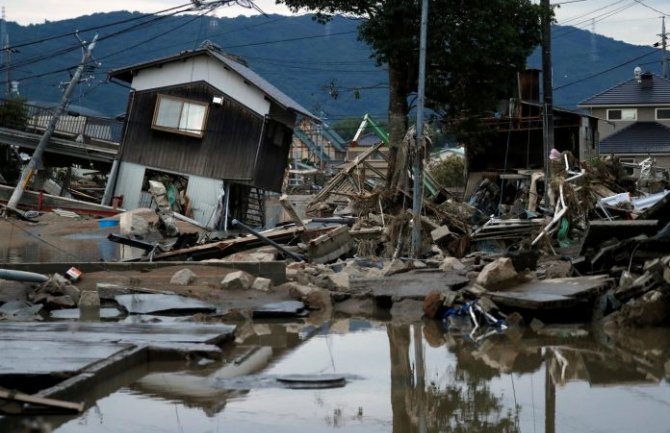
{"left": 38, "top": 320, "right": 670, "bottom": 433}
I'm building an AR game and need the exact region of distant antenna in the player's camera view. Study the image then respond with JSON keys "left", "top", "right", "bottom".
{"left": 590, "top": 18, "right": 598, "bottom": 61}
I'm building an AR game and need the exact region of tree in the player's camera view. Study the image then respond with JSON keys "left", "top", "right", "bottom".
{"left": 276, "top": 0, "right": 542, "bottom": 194}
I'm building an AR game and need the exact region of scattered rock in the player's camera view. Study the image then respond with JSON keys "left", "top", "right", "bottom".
{"left": 220, "top": 271, "right": 254, "bottom": 290}
{"left": 286, "top": 282, "right": 331, "bottom": 310}
{"left": 382, "top": 259, "right": 407, "bottom": 276}
{"left": 530, "top": 318, "right": 545, "bottom": 332}
{"left": 505, "top": 312, "right": 525, "bottom": 328}
{"left": 476, "top": 257, "right": 518, "bottom": 288}
{"left": 170, "top": 268, "right": 197, "bottom": 285}
{"left": 251, "top": 277, "right": 273, "bottom": 292}
{"left": 440, "top": 257, "right": 466, "bottom": 272}
{"left": 78, "top": 290, "right": 101, "bottom": 308}
{"left": 603, "top": 289, "right": 670, "bottom": 327}
{"left": 45, "top": 295, "right": 76, "bottom": 309}
{"left": 326, "top": 272, "right": 350, "bottom": 291}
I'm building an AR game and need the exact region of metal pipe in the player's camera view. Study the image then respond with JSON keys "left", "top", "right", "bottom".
{"left": 0, "top": 269, "right": 48, "bottom": 283}
{"left": 231, "top": 218, "right": 304, "bottom": 261}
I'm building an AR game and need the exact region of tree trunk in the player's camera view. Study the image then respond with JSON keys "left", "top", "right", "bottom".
{"left": 386, "top": 61, "right": 409, "bottom": 194}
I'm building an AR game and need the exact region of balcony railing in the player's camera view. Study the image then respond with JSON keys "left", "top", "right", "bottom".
{"left": 0, "top": 98, "right": 124, "bottom": 145}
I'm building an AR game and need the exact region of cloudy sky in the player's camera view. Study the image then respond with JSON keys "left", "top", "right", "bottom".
{"left": 3, "top": 0, "right": 669, "bottom": 47}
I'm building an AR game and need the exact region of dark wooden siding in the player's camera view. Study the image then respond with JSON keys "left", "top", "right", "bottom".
{"left": 252, "top": 117, "right": 293, "bottom": 191}
{"left": 121, "top": 82, "right": 265, "bottom": 181}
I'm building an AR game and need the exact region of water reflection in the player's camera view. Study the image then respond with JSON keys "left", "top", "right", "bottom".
{"left": 30, "top": 321, "right": 670, "bottom": 433}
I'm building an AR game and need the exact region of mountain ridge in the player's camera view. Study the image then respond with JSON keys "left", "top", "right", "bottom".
{"left": 2, "top": 11, "right": 664, "bottom": 121}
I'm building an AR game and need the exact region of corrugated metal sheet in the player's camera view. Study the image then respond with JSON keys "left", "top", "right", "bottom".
{"left": 114, "top": 162, "right": 146, "bottom": 209}
{"left": 186, "top": 175, "right": 224, "bottom": 228}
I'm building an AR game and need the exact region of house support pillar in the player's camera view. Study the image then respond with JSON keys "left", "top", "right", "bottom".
{"left": 101, "top": 158, "right": 120, "bottom": 206}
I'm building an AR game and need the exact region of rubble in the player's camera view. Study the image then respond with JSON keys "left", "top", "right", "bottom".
{"left": 475, "top": 257, "right": 518, "bottom": 289}
{"left": 220, "top": 271, "right": 254, "bottom": 291}
{"left": 251, "top": 277, "right": 273, "bottom": 292}
{"left": 170, "top": 268, "right": 198, "bottom": 286}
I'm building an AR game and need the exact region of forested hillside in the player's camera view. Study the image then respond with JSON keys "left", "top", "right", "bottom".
{"left": 3, "top": 11, "right": 664, "bottom": 121}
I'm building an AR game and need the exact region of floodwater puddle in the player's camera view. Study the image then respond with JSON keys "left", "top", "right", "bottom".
{"left": 20, "top": 321, "right": 670, "bottom": 432}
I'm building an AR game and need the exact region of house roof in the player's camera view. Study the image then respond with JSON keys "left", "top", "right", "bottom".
{"left": 599, "top": 121, "right": 670, "bottom": 155}
{"left": 108, "top": 47, "right": 318, "bottom": 121}
{"left": 579, "top": 73, "right": 670, "bottom": 107}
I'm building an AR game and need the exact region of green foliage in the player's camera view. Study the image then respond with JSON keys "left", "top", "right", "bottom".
{"left": 428, "top": 154, "right": 465, "bottom": 188}
{"left": 0, "top": 97, "right": 28, "bottom": 130}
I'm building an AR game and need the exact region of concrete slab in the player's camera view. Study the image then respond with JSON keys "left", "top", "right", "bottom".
{"left": 115, "top": 293, "right": 217, "bottom": 315}
{"left": 352, "top": 270, "right": 470, "bottom": 300}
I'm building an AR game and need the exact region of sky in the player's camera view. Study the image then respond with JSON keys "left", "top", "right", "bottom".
{"left": 2, "top": 0, "right": 669, "bottom": 47}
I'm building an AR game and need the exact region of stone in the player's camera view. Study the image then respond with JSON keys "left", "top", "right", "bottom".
{"left": 430, "top": 225, "right": 453, "bottom": 244}
{"left": 222, "top": 251, "right": 277, "bottom": 262}
{"left": 412, "top": 260, "right": 428, "bottom": 269}
{"left": 45, "top": 295, "right": 76, "bottom": 309}
{"left": 220, "top": 270, "right": 254, "bottom": 290}
{"left": 287, "top": 282, "right": 331, "bottom": 310}
{"left": 505, "top": 312, "right": 525, "bottom": 328}
{"left": 440, "top": 257, "right": 466, "bottom": 272}
{"left": 78, "top": 290, "right": 101, "bottom": 308}
{"left": 382, "top": 259, "right": 407, "bottom": 276}
{"left": 603, "top": 289, "right": 670, "bottom": 327}
{"left": 529, "top": 318, "right": 545, "bottom": 332}
{"left": 475, "top": 257, "right": 518, "bottom": 288}
{"left": 251, "top": 277, "right": 273, "bottom": 292}
{"left": 326, "top": 272, "right": 350, "bottom": 291}
{"left": 170, "top": 268, "right": 197, "bottom": 285}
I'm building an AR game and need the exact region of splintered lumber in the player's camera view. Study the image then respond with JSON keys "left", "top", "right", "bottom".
{"left": 142, "top": 225, "right": 334, "bottom": 262}
{"left": 279, "top": 194, "right": 307, "bottom": 230}
{"left": 307, "top": 225, "right": 353, "bottom": 264}
{"left": 0, "top": 388, "right": 84, "bottom": 414}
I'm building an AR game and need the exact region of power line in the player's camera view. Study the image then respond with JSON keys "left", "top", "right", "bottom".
{"left": 553, "top": 47, "right": 659, "bottom": 90}
{"left": 632, "top": 0, "right": 668, "bottom": 16}
{"left": 7, "top": 3, "right": 195, "bottom": 51}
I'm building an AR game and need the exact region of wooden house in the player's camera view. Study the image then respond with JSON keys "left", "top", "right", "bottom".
{"left": 107, "top": 43, "right": 317, "bottom": 228}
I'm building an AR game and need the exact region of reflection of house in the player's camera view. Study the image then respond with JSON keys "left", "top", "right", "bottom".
{"left": 464, "top": 69, "right": 599, "bottom": 196}
{"left": 290, "top": 119, "right": 347, "bottom": 167}
{"left": 107, "top": 43, "right": 316, "bottom": 228}
{"left": 579, "top": 69, "right": 670, "bottom": 167}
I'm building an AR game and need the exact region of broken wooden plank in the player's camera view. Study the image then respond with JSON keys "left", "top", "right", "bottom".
{"left": 0, "top": 388, "right": 84, "bottom": 414}
{"left": 307, "top": 225, "right": 353, "bottom": 264}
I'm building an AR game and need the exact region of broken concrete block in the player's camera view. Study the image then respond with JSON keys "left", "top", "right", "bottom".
{"left": 251, "top": 277, "right": 273, "bottom": 292}
{"left": 287, "top": 283, "right": 331, "bottom": 310}
{"left": 170, "top": 268, "right": 197, "bottom": 286}
{"left": 78, "top": 290, "right": 101, "bottom": 308}
{"left": 326, "top": 272, "right": 350, "bottom": 291}
{"left": 220, "top": 271, "right": 254, "bottom": 290}
{"left": 476, "top": 257, "right": 518, "bottom": 288}
{"left": 45, "top": 295, "right": 76, "bottom": 309}
{"left": 382, "top": 259, "right": 407, "bottom": 276}
{"left": 440, "top": 257, "right": 466, "bottom": 272}
{"left": 431, "top": 225, "right": 452, "bottom": 243}
{"left": 603, "top": 289, "right": 670, "bottom": 327}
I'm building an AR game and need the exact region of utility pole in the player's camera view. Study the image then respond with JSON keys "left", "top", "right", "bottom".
{"left": 661, "top": 16, "right": 668, "bottom": 79}
{"left": 541, "top": 0, "right": 554, "bottom": 207}
{"left": 6, "top": 33, "right": 98, "bottom": 214}
{"left": 411, "top": 0, "right": 428, "bottom": 258}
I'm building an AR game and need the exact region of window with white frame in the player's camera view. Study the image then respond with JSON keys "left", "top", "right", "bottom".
{"left": 656, "top": 108, "right": 670, "bottom": 120}
{"left": 607, "top": 108, "right": 637, "bottom": 121}
{"left": 152, "top": 94, "right": 209, "bottom": 138}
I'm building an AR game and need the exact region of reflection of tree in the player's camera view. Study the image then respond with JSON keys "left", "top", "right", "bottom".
{"left": 426, "top": 367, "right": 520, "bottom": 433}
{"left": 387, "top": 323, "right": 520, "bottom": 433}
